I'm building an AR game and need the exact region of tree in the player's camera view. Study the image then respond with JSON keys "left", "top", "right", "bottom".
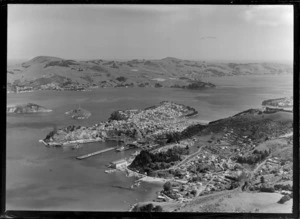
{"left": 278, "top": 195, "right": 291, "bottom": 204}
{"left": 163, "top": 181, "right": 172, "bottom": 192}
{"left": 191, "top": 189, "right": 197, "bottom": 196}
{"left": 153, "top": 205, "right": 163, "bottom": 212}
{"left": 260, "top": 176, "right": 265, "bottom": 184}
{"left": 116, "top": 76, "right": 127, "bottom": 82}
{"left": 140, "top": 203, "right": 154, "bottom": 212}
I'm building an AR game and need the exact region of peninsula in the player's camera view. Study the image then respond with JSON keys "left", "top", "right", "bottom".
{"left": 42, "top": 101, "right": 201, "bottom": 147}
{"left": 130, "top": 98, "right": 293, "bottom": 212}
{"left": 40, "top": 98, "right": 293, "bottom": 213}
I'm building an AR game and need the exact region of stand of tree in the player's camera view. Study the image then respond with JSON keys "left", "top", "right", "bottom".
{"left": 236, "top": 150, "right": 270, "bottom": 165}
{"left": 129, "top": 146, "right": 189, "bottom": 175}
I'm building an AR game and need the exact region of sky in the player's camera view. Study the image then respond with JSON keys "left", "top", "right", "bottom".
{"left": 7, "top": 5, "right": 293, "bottom": 62}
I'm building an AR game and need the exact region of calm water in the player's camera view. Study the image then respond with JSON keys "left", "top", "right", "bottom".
{"left": 6, "top": 75, "right": 293, "bottom": 211}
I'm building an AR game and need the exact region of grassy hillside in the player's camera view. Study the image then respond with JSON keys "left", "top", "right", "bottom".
{"left": 7, "top": 56, "right": 292, "bottom": 92}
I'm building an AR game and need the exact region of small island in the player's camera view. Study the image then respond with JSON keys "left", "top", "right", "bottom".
{"left": 65, "top": 107, "right": 91, "bottom": 120}
{"left": 7, "top": 103, "right": 52, "bottom": 114}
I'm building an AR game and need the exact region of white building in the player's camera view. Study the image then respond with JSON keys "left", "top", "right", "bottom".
{"left": 111, "top": 159, "right": 128, "bottom": 169}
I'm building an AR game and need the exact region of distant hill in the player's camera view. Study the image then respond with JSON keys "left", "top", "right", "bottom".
{"left": 7, "top": 56, "right": 292, "bottom": 92}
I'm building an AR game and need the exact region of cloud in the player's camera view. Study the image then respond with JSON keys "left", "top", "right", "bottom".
{"left": 244, "top": 5, "right": 293, "bottom": 27}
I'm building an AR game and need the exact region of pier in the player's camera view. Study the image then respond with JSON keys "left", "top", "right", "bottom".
{"left": 76, "top": 147, "right": 115, "bottom": 160}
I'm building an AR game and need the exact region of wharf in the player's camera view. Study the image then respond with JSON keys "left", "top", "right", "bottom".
{"left": 76, "top": 147, "right": 115, "bottom": 160}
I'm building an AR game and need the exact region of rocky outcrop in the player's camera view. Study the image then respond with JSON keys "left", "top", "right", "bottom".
{"left": 65, "top": 107, "right": 91, "bottom": 119}
{"left": 7, "top": 103, "right": 52, "bottom": 114}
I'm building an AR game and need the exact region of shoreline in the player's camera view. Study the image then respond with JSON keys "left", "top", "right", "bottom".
{"left": 39, "top": 138, "right": 104, "bottom": 146}
{"left": 137, "top": 176, "right": 168, "bottom": 185}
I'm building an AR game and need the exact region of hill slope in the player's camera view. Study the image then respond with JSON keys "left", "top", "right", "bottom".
{"left": 7, "top": 56, "right": 292, "bottom": 92}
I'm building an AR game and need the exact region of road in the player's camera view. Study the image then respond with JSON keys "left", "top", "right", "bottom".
{"left": 155, "top": 145, "right": 205, "bottom": 173}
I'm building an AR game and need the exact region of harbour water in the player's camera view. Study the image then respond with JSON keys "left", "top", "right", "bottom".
{"left": 6, "top": 75, "right": 293, "bottom": 211}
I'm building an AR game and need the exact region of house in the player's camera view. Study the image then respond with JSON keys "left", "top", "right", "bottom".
{"left": 111, "top": 159, "right": 128, "bottom": 169}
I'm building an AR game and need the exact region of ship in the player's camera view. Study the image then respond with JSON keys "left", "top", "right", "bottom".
{"left": 104, "top": 169, "right": 116, "bottom": 174}
{"left": 116, "top": 146, "right": 125, "bottom": 152}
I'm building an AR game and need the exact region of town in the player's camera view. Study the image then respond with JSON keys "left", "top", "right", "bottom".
{"left": 40, "top": 98, "right": 293, "bottom": 212}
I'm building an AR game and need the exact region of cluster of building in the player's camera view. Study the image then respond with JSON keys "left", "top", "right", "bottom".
{"left": 180, "top": 151, "right": 239, "bottom": 188}
{"left": 221, "top": 129, "right": 256, "bottom": 148}
{"left": 254, "top": 157, "right": 292, "bottom": 184}
{"left": 15, "top": 86, "right": 34, "bottom": 93}
{"left": 262, "top": 97, "right": 293, "bottom": 112}
{"left": 263, "top": 96, "right": 293, "bottom": 108}
{"left": 46, "top": 102, "right": 199, "bottom": 146}
{"left": 218, "top": 129, "right": 257, "bottom": 157}
{"left": 40, "top": 82, "right": 63, "bottom": 90}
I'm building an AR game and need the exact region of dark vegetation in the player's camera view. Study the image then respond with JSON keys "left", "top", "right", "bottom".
{"left": 109, "top": 110, "right": 139, "bottom": 121}
{"left": 102, "top": 61, "right": 114, "bottom": 66}
{"left": 129, "top": 146, "right": 189, "bottom": 175}
{"left": 144, "top": 60, "right": 161, "bottom": 68}
{"left": 204, "top": 68, "right": 226, "bottom": 76}
{"left": 161, "top": 124, "right": 203, "bottom": 144}
{"left": 44, "top": 60, "right": 78, "bottom": 68}
{"left": 184, "top": 82, "right": 215, "bottom": 89}
{"left": 89, "top": 65, "right": 108, "bottom": 73}
{"left": 27, "top": 75, "right": 69, "bottom": 88}
{"left": 260, "top": 184, "right": 275, "bottom": 193}
{"left": 111, "top": 63, "right": 119, "bottom": 68}
{"left": 170, "top": 84, "right": 182, "bottom": 88}
{"left": 203, "top": 112, "right": 292, "bottom": 143}
{"left": 171, "top": 81, "right": 215, "bottom": 90}
{"left": 187, "top": 162, "right": 211, "bottom": 174}
{"left": 274, "top": 183, "right": 292, "bottom": 191}
{"left": 132, "top": 203, "right": 163, "bottom": 212}
{"left": 235, "top": 149, "right": 270, "bottom": 165}
{"left": 45, "top": 125, "right": 81, "bottom": 140}
{"left": 278, "top": 194, "right": 292, "bottom": 204}
{"left": 22, "top": 64, "right": 30, "bottom": 68}
{"left": 179, "top": 77, "right": 190, "bottom": 80}
{"left": 116, "top": 76, "right": 127, "bottom": 82}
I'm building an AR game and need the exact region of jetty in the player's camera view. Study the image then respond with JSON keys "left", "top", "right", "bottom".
{"left": 76, "top": 147, "right": 115, "bottom": 160}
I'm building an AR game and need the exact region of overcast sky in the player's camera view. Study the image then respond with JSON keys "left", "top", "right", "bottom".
{"left": 8, "top": 5, "right": 293, "bottom": 62}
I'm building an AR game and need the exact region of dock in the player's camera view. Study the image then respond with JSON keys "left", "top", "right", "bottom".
{"left": 76, "top": 147, "right": 115, "bottom": 160}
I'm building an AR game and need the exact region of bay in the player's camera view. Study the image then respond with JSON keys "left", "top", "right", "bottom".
{"left": 6, "top": 75, "right": 293, "bottom": 211}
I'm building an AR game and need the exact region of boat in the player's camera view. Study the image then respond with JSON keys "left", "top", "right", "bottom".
{"left": 71, "top": 144, "right": 81, "bottom": 149}
{"left": 116, "top": 146, "right": 125, "bottom": 152}
{"left": 104, "top": 169, "right": 116, "bottom": 174}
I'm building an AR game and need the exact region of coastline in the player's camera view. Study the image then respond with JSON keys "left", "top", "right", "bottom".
{"left": 137, "top": 176, "right": 168, "bottom": 185}
{"left": 7, "top": 82, "right": 293, "bottom": 212}
{"left": 39, "top": 138, "right": 104, "bottom": 146}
